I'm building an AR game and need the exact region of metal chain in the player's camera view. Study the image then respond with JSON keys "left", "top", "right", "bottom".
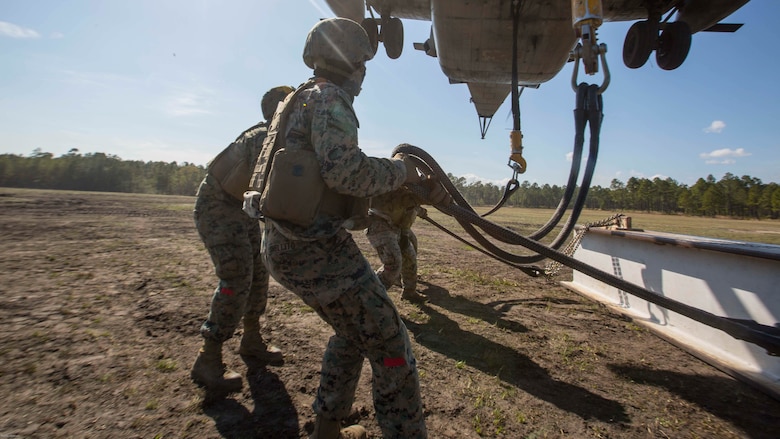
{"left": 544, "top": 213, "right": 625, "bottom": 278}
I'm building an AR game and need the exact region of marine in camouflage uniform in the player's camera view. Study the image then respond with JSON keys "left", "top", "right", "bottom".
{"left": 247, "top": 18, "right": 427, "bottom": 439}
{"left": 367, "top": 188, "right": 427, "bottom": 302}
{"left": 191, "top": 85, "right": 293, "bottom": 394}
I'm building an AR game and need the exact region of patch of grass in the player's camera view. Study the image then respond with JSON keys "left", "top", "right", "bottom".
{"left": 85, "top": 328, "right": 112, "bottom": 339}
{"left": 31, "top": 330, "right": 49, "bottom": 341}
{"left": 500, "top": 386, "right": 517, "bottom": 400}
{"left": 492, "top": 407, "right": 507, "bottom": 434}
{"left": 455, "top": 360, "right": 467, "bottom": 369}
{"left": 549, "top": 333, "right": 599, "bottom": 372}
{"left": 23, "top": 361, "right": 37, "bottom": 374}
{"left": 472, "top": 413, "right": 484, "bottom": 435}
{"left": 156, "top": 358, "right": 177, "bottom": 373}
{"left": 425, "top": 207, "right": 780, "bottom": 245}
{"left": 474, "top": 392, "right": 489, "bottom": 409}
{"left": 74, "top": 271, "right": 95, "bottom": 280}
{"left": 278, "top": 301, "right": 315, "bottom": 316}
{"left": 145, "top": 399, "right": 159, "bottom": 410}
{"left": 447, "top": 267, "right": 520, "bottom": 289}
{"left": 405, "top": 308, "right": 429, "bottom": 323}
{"left": 123, "top": 386, "right": 139, "bottom": 398}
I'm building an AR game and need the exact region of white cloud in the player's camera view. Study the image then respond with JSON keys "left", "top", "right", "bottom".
{"left": 50, "top": 32, "right": 64, "bottom": 39}
{"left": 705, "top": 159, "right": 736, "bottom": 165}
{"left": 699, "top": 147, "right": 750, "bottom": 159}
{"left": 60, "top": 69, "right": 136, "bottom": 88}
{"left": 0, "top": 21, "right": 40, "bottom": 39}
{"left": 704, "top": 120, "right": 726, "bottom": 133}
{"left": 459, "top": 173, "right": 510, "bottom": 187}
{"left": 565, "top": 151, "right": 573, "bottom": 162}
{"left": 623, "top": 170, "right": 667, "bottom": 181}
{"left": 700, "top": 148, "right": 750, "bottom": 165}
{"left": 163, "top": 90, "right": 214, "bottom": 117}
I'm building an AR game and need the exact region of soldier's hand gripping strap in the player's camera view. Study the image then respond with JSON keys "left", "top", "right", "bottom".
{"left": 243, "top": 190, "right": 263, "bottom": 218}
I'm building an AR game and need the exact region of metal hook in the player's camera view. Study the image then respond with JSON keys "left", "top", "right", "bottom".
{"left": 570, "top": 43, "right": 610, "bottom": 94}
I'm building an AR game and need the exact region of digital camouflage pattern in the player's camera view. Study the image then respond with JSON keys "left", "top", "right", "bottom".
{"left": 208, "top": 122, "right": 269, "bottom": 202}
{"left": 194, "top": 124, "right": 270, "bottom": 342}
{"left": 258, "top": 78, "right": 427, "bottom": 438}
{"left": 263, "top": 225, "right": 425, "bottom": 438}
{"left": 252, "top": 79, "right": 407, "bottom": 241}
{"left": 367, "top": 189, "right": 423, "bottom": 293}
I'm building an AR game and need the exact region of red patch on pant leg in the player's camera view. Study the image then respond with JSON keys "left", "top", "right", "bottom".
{"left": 220, "top": 287, "right": 235, "bottom": 296}
{"left": 383, "top": 357, "right": 406, "bottom": 367}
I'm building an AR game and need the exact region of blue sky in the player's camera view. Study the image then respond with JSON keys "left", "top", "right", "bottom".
{"left": 1, "top": 0, "right": 777, "bottom": 188}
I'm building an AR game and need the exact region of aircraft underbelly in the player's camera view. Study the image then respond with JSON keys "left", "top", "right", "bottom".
{"left": 368, "top": 0, "right": 431, "bottom": 20}
{"left": 431, "top": 0, "right": 577, "bottom": 85}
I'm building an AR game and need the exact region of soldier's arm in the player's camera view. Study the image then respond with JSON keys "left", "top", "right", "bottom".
{"left": 310, "top": 87, "right": 406, "bottom": 198}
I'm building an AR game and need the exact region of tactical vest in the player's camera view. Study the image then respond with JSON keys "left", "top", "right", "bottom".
{"left": 250, "top": 80, "right": 367, "bottom": 228}
{"left": 208, "top": 123, "right": 266, "bottom": 201}
{"left": 370, "top": 189, "right": 420, "bottom": 229}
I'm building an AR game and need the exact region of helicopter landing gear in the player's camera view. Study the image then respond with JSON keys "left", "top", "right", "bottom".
{"left": 656, "top": 21, "right": 691, "bottom": 70}
{"left": 360, "top": 8, "right": 404, "bottom": 60}
{"left": 622, "top": 8, "right": 692, "bottom": 71}
{"left": 382, "top": 16, "right": 404, "bottom": 59}
{"left": 623, "top": 20, "right": 655, "bottom": 69}
{"left": 361, "top": 18, "right": 379, "bottom": 55}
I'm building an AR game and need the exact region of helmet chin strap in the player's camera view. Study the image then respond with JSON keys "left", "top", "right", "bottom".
{"left": 343, "top": 64, "right": 366, "bottom": 97}
{"left": 313, "top": 62, "right": 366, "bottom": 98}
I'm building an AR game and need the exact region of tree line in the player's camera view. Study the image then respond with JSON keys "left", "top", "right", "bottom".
{"left": 450, "top": 173, "right": 780, "bottom": 219}
{"left": 1, "top": 150, "right": 779, "bottom": 219}
{"left": 0, "top": 149, "right": 205, "bottom": 196}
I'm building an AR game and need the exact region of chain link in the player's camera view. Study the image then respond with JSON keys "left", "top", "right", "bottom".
{"left": 544, "top": 213, "right": 625, "bottom": 278}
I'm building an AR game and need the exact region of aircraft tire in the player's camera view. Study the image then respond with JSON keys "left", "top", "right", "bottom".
{"left": 361, "top": 18, "right": 379, "bottom": 55}
{"left": 656, "top": 21, "right": 691, "bottom": 71}
{"left": 622, "top": 20, "right": 654, "bottom": 69}
{"left": 383, "top": 17, "right": 404, "bottom": 59}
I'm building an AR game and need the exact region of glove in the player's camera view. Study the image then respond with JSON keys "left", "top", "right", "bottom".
{"left": 421, "top": 176, "right": 452, "bottom": 207}
{"left": 242, "top": 191, "right": 263, "bottom": 218}
{"left": 393, "top": 153, "right": 422, "bottom": 184}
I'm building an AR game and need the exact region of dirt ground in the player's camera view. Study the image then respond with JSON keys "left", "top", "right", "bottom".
{"left": 1, "top": 188, "right": 778, "bottom": 439}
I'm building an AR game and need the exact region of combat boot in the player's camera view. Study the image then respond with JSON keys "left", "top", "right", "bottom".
{"left": 191, "top": 339, "right": 243, "bottom": 393}
{"left": 402, "top": 288, "right": 426, "bottom": 303}
{"left": 337, "top": 425, "right": 368, "bottom": 439}
{"left": 239, "top": 318, "right": 284, "bottom": 366}
{"left": 310, "top": 415, "right": 367, "bottom": 439}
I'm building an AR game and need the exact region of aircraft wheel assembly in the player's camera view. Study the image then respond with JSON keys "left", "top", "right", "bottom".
{"left": 623, "top": 20, "right": 654, "bottom": 69}
{"left": 382, "top": 17, "right": 404, "bottom": 59}
{"left": 361, "top": 18, "right": 379, "bottom": 55}
{"left": 656, "top": 21, "right": 691, "bottom": 71}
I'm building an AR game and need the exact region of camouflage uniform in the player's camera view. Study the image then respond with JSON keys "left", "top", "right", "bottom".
{"left": 257, "top": 79, "right": 427, "bottom": 438}
{"left": 194, "top": 122, "right": 269, "bottom": 342}
{"left": 366, "top": 189, "right": 424, "bottom": 294}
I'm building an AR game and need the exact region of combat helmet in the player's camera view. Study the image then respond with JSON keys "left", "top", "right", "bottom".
{"left": 303, "top": 17, "right": 374, "bottom": 76}
{"left": 261, "top": 85, "right": 294, "bottom": 121}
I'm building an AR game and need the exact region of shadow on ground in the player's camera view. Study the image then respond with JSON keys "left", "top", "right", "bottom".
{"left": 405, "top": 282, "right": 629, "bottom": 423}
{"left": 203, "top": 367, "right": 299, "bottom": 438}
